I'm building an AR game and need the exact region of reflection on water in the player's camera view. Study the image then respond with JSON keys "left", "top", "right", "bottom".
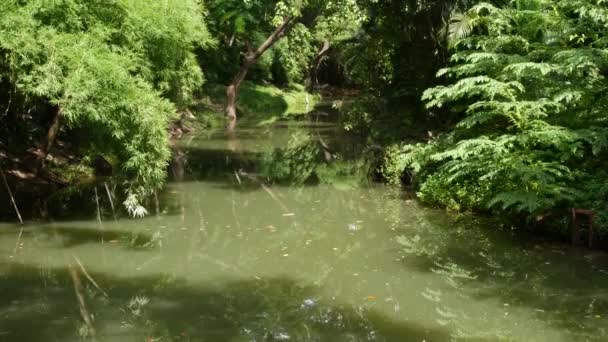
{"left": 1, "top": 121, "right": 607, "bottom": 341}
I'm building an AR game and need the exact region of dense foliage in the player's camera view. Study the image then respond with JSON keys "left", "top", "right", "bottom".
{"left": 384, "top": 0, "right": 608, "bottom": 230}
{"left": 338, "top": 0, "right": 458, "bottom": 140}
{"left": 202, "top": 0, "right": 362, "bottom": 86}
{"left": 0, "top": 0, "right": 211, "bottom": 194}
{"left": 2, "top": 0, "right": 606, "bottom": 236}
{"left": 202, "top": 0, "right": 305, "bottom": 85}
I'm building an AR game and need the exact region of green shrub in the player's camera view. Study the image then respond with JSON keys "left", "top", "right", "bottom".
{"left": 0, "top": 0, "right": 212, "bottom": 194}
{"left": 383, "top": 0, "right": 608, "bottom": 232}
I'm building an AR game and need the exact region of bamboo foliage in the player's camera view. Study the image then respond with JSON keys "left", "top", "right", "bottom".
{"left": 0, "top": 0, "right": 212, "bottom": 194}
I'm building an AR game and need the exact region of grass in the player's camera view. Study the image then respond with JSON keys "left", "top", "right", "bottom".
{"left": 191, "top": 81, "right": 320, "bottom": 127}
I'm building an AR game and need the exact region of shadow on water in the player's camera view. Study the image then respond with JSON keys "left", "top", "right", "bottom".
{"left": 0, "top": 263, "right": 450, "bottom": 342}
{"left": 393, "top": 210, "right": 608, "bottom": 340}
{"left": 170, "top": 145, "right": 261, "bottom": 183}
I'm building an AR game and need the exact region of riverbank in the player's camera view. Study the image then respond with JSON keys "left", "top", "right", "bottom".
{"left": 0, "top": 82, "right": 322, "bottom": 223}
{"left": 188, "top": 82, "right": 322, "bottom": 129}
{"left": 0, "top": 139, "right": 99, "bottom": 221}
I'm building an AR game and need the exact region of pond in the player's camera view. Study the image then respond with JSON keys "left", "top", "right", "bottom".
{"left": 1, "top": 117, "right": 607, "bottom": 341}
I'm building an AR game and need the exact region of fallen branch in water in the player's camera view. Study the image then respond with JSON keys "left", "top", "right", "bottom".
{"left": 260, "top": 182, "right": 290, "bottom": 214}
{"left": 50, "top": 228, "right": 97, "bottom": 339}
{"left": 68, "top": 262, "right": 97, "bottom": 340}
{"left": 237, "top": 170, "right": 292, "bottom": 214}
{"left": 74, "top": 256, "right": 109, "bottom": 298}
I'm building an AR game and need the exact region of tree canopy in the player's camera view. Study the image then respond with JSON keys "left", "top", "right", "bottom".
{"left": 0, "top": 0, "right": 212, "bottom": 195}
{"left": 382, "top": 0, "right": 608, "bottom": 227}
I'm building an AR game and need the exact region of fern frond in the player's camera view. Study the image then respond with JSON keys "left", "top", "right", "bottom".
{"left": 503, "top": 62, "right": 560, "bottom": 77}
{"left": 423, "top": 76, "right": 523, "bottom": 108}
{"left": 445, "top": 12, "right": 478, "bottom": 47}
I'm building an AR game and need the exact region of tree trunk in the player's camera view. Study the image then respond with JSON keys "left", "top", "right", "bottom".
{"left": 306, "top": 40, "right": 331, "bottom": 91}
{"left": 224, "top": 16, "right": 294, "bottom": 129}
{"left": 38, "top": 105, "right": 63, "bottom": 170}
{"left": 225, "top": 59, "right": 254, "bottom": 129}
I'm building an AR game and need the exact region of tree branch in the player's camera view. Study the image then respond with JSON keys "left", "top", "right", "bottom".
{"left": 252, "top": 16, "right": 294, "bottom": 60}
{"left": 245, "top": 40, "right": 254, "bottom": 55}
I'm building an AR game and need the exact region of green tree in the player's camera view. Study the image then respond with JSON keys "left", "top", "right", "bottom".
{"left": 0, "top": 0, "right": 212, "bottom": 197}
{"left": 391, "top": 0, "right": 608, "bottom": 226}
{"left": 334, "top": 0, "right": 461, "bottom": 141}
{"left": 207, "top": 0, "right": 362, "bottom": 127}
{"left": 207, "top": 0, "right": 305, "bottom": 127}
{"left": 304, "top": 0, "right": 364, "bottom": 89}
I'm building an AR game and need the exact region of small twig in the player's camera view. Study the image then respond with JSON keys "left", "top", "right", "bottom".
{"left": 238, "top": 171, "right": 291, "bottom": 214}
{"left": 13, "top": 227, "right": 23, "bottom": 256}
{"left": 1, "top": 166, "right": 23, "bottom": 225}
{"left": 94, "top": 186, "right": 105, "bottom": 246}
{"left": 94, "top": 187, "right": 106, "bottom": 264}
{"left": 73, "top": 256, "right": 109, "bottom": 298}
{"left": 103, "top": 182, "right": 116, "bottom": 221}
{"left": 260, "top": 183, "right": 290, "bottom": 214}
{"left": 94, "top": 187, "right": 102, "bottom": 226}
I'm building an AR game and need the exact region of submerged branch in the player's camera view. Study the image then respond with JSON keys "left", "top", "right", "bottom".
{"left": 68, "top": 262, "right": 97, "bottom": 340}
{"left": 238, "top": 170, "right": 292, "bottom": 214}
{"left": 74, "top": 256, "right": 109, "bottom": 298}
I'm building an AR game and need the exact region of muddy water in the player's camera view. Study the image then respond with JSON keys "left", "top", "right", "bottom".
{"left": 0, "top": 120, "right": 607, "bottom": 341}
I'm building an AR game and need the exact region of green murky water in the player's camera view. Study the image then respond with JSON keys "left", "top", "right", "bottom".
{"left": 1, "top": 119, "right": 608, "bottom": 341}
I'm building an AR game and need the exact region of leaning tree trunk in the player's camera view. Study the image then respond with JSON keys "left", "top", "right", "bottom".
{"left": 225, "top": 57, "right": 255, "bottom": 130}
{"left": 37, "top": 105, "right": 63, "bottom": 171}
{"left": 224, "top": 16, "right": 294, "bottom": 129}
{"left": 306, "top": 40, "right": 331, "bottom": 91}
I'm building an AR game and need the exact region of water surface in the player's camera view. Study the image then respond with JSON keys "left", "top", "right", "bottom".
{"left": 1, "top": 120, "right": 607, "bottom": 341}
